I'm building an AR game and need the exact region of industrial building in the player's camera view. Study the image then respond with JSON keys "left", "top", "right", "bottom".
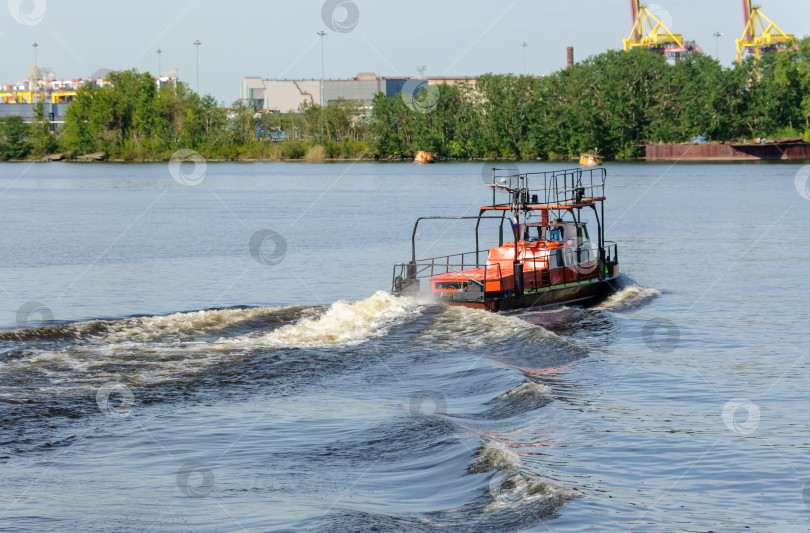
{"left": 241, "top": 73, "right": 475, "bottom": 113}
{"left": 0, "top": 103, "right": 70, "bottom": 123}
{"left": 0, "top": 67, "right": 178, "bottom": 123}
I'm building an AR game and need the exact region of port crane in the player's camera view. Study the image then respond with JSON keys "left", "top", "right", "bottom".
{"left": 623, "top": 1, "right": 699, "bottom": 57}
{"left": 736, "top": 0, "right": 795, "bottom": 61}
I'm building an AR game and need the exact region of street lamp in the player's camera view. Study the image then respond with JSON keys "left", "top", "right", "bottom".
{"left": 317, "top": 31, "right": 327, "bottom": 107}
{"left": 32, "top": 42, "right": 39, "bottom": 104}
{"left": 521, "top": 42, "right": 528, "bottom": 75}
{"left": 157, "top": 49, "right": 162, "bottom": 77}
{"left": 713, "top": 32, "right": 723, "bottom": 61}
{"left": 193, "top": 40, "right": 202, "bottom": 93}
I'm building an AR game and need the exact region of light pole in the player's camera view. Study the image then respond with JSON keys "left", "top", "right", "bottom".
{"left": 317, "top": 31, "right": 326, "bottom": 107}
{"left": 193, "top": 40, "right": 202, "bottom": 93}
{"left": 32, "top": 42, "right": 39, "bottom": 104}
{"left": 521, "top": 42, "right": 528, "bottom": 75}
{"left": 157, "top": 49, "right": 162, "bottom": 77}
{"left": 713, "top": 32, "right": 723, "bottom": 61}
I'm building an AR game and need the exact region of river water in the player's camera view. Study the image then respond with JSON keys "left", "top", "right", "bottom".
{"left": 1, "top": 160, "right": 809, "bottom": 532}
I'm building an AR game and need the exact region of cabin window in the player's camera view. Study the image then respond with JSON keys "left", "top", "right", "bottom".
{"left": 577, "top": 225, "right": 589, "bottom": 246}
{"left": 549, "top": 249, "right": 563, "bottom": 269}
{"left": 563, "top": 247, "right": 575, "bottom": 267}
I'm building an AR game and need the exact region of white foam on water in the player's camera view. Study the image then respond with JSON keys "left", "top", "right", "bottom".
{"left": 473, "top": 441, "right": 524, "bottom": 472}
{"left": 26, "top": 350, "right": 93, "bottom": 374}
{"left": 474, "top": 440, "right": 579, "bottom": 515}
{"left": 0, "top": 319, "right": 107, "bottom": 341}
{"left": 418, "top": 305, "right": 556, "bottom": 348}
{"left": 1, "top": 306, "right": 288, "bottom": 343}
{"left": 98, "top": 306, "right": 285, "bottom": 342}
{"left": 222, "top": 291, "right": 422, "bottom": 349}
{"left": 495, "top": 381, "right": 552, "bottom": 402}
{"left": 484, "top": 470, "right": 580, "bottom": 514}
{"left": 10, "top": 341, "right": 223, "bottom": 389}
{"left": 7, "top": 305, "right": 289, "bottom": 387}
{"left": 596, "top": 284, "right": 661, "bottom": 312}
{"left": 0, "top": 294, "right": 423, "bottom": 394}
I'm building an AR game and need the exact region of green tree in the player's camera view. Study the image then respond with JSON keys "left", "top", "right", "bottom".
{"left": 0, "top": 115, "right": 31, "bottom": 160}
{"left": 369, "top": 92, "right": 410, "bottom": 157}
{"left": 30, "top": 103, "right": 57, "bottom": 156}
{"left": 45, "top": 44, "right": 810, "bottom": 161}
{"left": 59, "top": 84, "right": 97, "bottom": 154}
{"left": 228, "top": 99, "right": 257, "bottom": 146}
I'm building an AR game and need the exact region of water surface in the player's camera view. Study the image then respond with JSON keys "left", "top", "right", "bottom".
{"left": 1, "top": 160, "right": 809, "bottom": 531}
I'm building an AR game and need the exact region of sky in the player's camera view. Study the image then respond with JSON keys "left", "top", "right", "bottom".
{"left": 1, "top": 0, "right": 808, "bottom": 104}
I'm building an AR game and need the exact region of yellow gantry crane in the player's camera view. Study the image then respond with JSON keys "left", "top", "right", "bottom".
{"left": 623, "top": 1, "right": 698, "bottom": 56}
{"left": 736, "top": 1, "right": 794, "bottom": 61}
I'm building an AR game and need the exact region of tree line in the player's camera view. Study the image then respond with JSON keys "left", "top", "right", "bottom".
{"left": 371, "top": 38, "right": 810, "bottom": 159}
{"left": 1, "top": 38, "right": 808, "bottom": 161}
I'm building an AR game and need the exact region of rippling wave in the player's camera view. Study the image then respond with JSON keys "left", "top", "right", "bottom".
{"left": 494, "top": 381, "right": 552, "bottom": 406}
{"left": 1, "top": 286, "right": 661, "bottom": 530}
{"left": 219, "top": 290, "right": 422, "bottom": 349}
{"left": 0, "top": 305, "right": 291, "bottom": 342}
{"left": 471, "top": 440, "right": 579, "bottom": 520}
{"left": 0, "top": 284, "right": 663, "bottom": 406}
{"left": 417, "top": 304, "right": 549, "bottom": 346}
{"left": 596, "top": 283, "right": 661, "bottom": 312}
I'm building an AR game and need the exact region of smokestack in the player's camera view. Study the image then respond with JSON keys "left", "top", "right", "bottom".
{"left": 567, "top": 47, "right": 574, "bottom": 69}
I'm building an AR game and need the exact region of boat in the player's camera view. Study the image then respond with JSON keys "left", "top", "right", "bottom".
{"left": 579, "top": 151, "right": 603, "bottom": 167}
{"left": 414, "top": 151, "right": 435, "bottom": 164}
{"left": 645, "top": 138, "right": 810, "bottom": 161}
{"left": 392, "top": 167, "right": 620, "bottom": 312}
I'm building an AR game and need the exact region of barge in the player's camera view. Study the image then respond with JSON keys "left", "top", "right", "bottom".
{"left": 645, "top": 138, "right": 810, "bottom": 161}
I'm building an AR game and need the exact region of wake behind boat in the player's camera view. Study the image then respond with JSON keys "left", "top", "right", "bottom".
{"left": 392, "top": 167, "right": 620, "bottom": 311}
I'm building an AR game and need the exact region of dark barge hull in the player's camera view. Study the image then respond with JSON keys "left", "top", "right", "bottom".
{"left": 645, "top": 141, "right": 810, "bottom": 161}
{"left": 439, "top": 276, "right": 619, "bottom": 312}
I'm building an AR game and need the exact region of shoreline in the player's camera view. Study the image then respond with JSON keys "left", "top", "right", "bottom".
{"left": 4, "top": 147, "right": 810, "bottom": 165}
{"left": 3, "top": 157, "right": 808, "bottom": 164}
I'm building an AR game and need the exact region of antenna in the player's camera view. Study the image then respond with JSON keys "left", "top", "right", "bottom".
{"left": 416, "top": 65, "right": 427, "bottom": 78}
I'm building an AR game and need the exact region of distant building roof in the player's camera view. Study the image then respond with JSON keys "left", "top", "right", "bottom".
{"left": 90, "top": 68, "right": 113, "bottom": 79}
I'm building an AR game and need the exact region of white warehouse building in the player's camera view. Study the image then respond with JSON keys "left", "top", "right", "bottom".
{"left": 241, "top": 73, "right": 473, "bottom": 113}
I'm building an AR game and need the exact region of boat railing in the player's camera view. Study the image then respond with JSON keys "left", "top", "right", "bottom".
{"left": 392, "top": 251, "right": 503, "bottom": 294}
{"left": 392, "top": 241, "right": 618, "bottom": 298}
{"left": 486, "top": 167, "right": 606, "bottom": 208}
{"left": 604, "top": 241, "right": 618, "bottom": 265}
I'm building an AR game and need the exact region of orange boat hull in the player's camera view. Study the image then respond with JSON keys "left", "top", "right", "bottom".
{"left": 441, "top": 277, "right": 618, "bottom": 312}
